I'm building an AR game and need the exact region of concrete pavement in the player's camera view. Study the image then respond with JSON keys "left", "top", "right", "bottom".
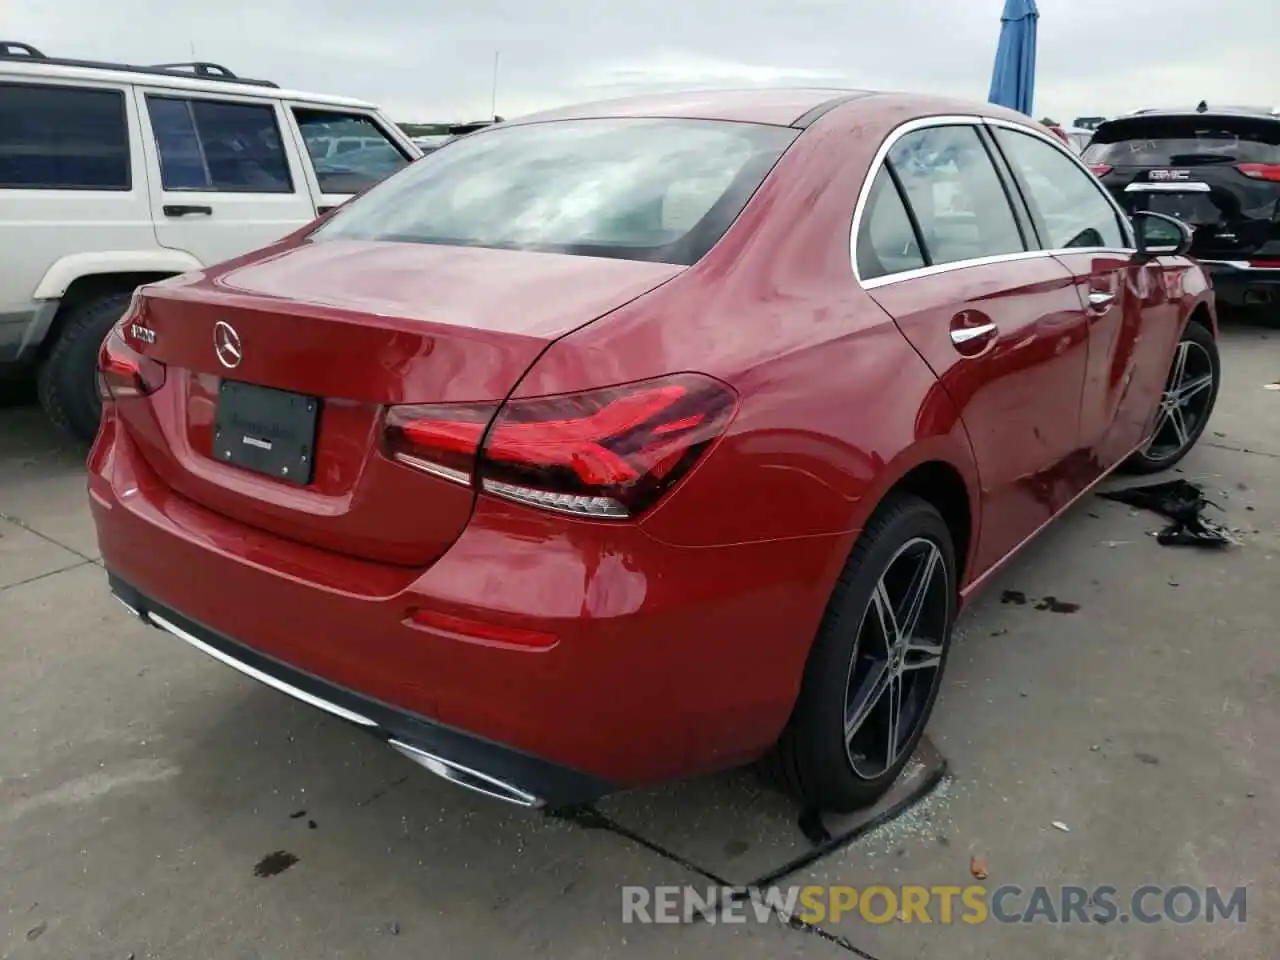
{"left": 1, "top": 323, "right": 1276, "bottom": 959}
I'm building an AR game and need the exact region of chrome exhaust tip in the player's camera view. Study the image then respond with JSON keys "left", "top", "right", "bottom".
{"left": 388, "top": 739, "right": 543, "bottom": 808}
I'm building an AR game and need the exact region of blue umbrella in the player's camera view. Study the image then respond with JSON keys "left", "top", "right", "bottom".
{"left": 988, "top": 0, "right": 1039, "bottom": 115}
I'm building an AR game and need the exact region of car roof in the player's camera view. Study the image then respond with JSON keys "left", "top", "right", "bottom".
{"left": 1116, "top": 105, "right": 1279, "bottom": 121}
{"left": 507, "top": 88, "right": 1042, "bottom": 130}
{"left": 0, "top": 58, "right": 378, "bottom": 110}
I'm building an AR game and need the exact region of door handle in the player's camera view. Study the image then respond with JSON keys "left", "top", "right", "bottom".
{"left": 1087, "top": 291, "right": 1116, "bottom": 309}
{"left": 317, "top": 205, "right": 336, "bottom": 215}
{"left": 163, "top": 204, "right": 213, "bottom": 217}
{"left": 950, "top": 322, "right": 998, "bottom": 346}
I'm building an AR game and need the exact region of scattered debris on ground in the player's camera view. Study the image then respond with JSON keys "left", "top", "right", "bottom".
{"left": 1000, "top": 590, "right": 1080, "bottom": 613}
{"left": 969, "top": 854, "right": 988, "bottom": 879}
{"left": 253, "top": 850, "right": 299, "bottom": 878}
{"left": 1098, "top": 479, "right": 1236, "bottom": 548}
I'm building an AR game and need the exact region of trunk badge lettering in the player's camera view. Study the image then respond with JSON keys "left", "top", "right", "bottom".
{"left": 214, "top": 321, "right": 243, "bottom": 369}
{"left": 242, "top": 436, "right": 273, "bottom": 451}
{"left": 129, "top": 323, "right": 156, "bottom": 345}
{"left": 1149, "top": 169, "right": 1192, "bottom": 181}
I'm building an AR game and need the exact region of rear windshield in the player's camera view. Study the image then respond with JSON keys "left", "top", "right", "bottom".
{"left": 1082, "top": 115, "right": 1280, "bottom": 166}
{"left": 312, "top": 118, "right": 798, "bottom": 264}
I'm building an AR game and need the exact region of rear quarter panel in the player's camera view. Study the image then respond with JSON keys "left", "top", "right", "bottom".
{"left": 512, "top": 105, "right": 981, "bottom": 559}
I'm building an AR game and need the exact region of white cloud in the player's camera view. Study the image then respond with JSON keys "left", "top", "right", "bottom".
{"left": 5, "top": 0, "right": 1277, "bottom": 123}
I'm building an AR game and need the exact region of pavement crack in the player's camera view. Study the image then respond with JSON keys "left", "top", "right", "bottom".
{"left": 783, "top": 913, "right": 885, "bottom": 958}
{"left": 1, "top": 559, "right": 95, "bottom": 592}
{"left": 354, "top": 774, "right": 409, "bottom": 808}
{"left": 548, "top": 804, "right": 731, "bottom": 885}
{"left": 0, "top": 510, "right": 100, "bottom": 563}
{"left": 1203, "top": 441, "right": 1280, "bottom": 460}
{"left": 548, "top": 805, "right": 887, "bottom": 957}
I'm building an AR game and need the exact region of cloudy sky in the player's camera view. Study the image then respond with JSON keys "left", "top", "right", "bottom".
{"left": 8, "top": 0, "right": 1277, "bottom": 124}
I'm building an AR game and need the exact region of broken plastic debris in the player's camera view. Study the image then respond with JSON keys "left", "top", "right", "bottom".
{"left": 1051, "top": 821, "right": 1071, "bottom": 833}
{"left": 970, "top": 854, "right": 989, "bottom": 879}
{"left": 1098, "top": 479, "right": 1236, "bottom": 548}
{"left": 1263, "top": 382, "right": 1280, "bottom": 391}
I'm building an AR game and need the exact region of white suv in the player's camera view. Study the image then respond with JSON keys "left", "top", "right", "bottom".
{"left": 0, "top": 41, "right": 421, "bottom": 441}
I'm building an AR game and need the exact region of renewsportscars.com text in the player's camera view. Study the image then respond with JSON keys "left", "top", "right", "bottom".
{"left": 622, "top": 884, "right": 1248, "bottom": 926}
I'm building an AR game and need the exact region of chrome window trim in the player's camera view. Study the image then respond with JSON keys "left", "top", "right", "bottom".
{"left": 850, "top": 113, "right": 1140, "bottom": 290}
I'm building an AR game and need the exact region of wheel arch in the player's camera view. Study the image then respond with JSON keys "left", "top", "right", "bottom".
{"left": 887, "top": 460, "right": 974, "bottom": 586}
{"left": 1188, "top": 299, "right": 1214, "bottom": 337}
{"left": 31, "top": 252, "right": 202, "bottom": 362}
{"left": 840, "top": 435, "right": 981, "bottom": 593}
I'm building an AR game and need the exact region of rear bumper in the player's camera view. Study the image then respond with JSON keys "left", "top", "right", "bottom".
{"left": 1202, "top": 261, "right": 1280, "bottom": 308}
{"left": 108, "top": 575, "right": 609, "bottom": 807}
{"left": 89, "top": 409, "right": 839, "bottom": 802}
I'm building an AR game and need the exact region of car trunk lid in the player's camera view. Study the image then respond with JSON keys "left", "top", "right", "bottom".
{"left": 116, "top": 239, "right": 683, "bottom": 566}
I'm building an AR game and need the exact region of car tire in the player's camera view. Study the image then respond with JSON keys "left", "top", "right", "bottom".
{"left": 768, "top": 493, "right": 956, "bottom": 813}
{"left": 37, "top": 291, "right": 133, "bottom": 445}
{"left": 1120, "top": 320, "right": 1220, "bottom": 475}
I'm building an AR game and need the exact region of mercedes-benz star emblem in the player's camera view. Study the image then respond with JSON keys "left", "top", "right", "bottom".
{"left": 213, "top": 321, "right": 242, "bottom": 370}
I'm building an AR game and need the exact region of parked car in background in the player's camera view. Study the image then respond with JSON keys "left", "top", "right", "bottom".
{"left": 92, "top": 89, "right": 1219, "bottom": 814}
{"left": 1063, "top": 126, "right": 1093, "bottom": 155}
{"left": 1084, "top": 104, "right": 1280, "bottom": 311}
{"left": 0, "top": 40, "right": 420, "bottom": 442}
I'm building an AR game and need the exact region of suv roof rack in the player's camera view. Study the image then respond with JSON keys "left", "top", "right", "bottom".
{"left": 0, "top": 40, "right": 279, "bottom": 88}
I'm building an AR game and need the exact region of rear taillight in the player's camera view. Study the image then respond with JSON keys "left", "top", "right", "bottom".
{"left": 1088, "top": 163, "right": 1112, "bottom": 177}
{"left": 383, "top": 373, "right": 738, "bottom": 519}
{"left": 97, "top": 326, "right": 165, "bottom": 400}
{"left": 1236, "top": 163, "right": 1280, "bottom": 182}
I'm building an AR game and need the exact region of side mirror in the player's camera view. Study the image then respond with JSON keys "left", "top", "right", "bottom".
{"left": 1131, "top": 210, "right": 1193, "bottom": 259}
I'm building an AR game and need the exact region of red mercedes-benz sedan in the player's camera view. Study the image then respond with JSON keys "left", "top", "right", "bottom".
{"left": 89, "top": 89, "right": 1220, "bottom": 813}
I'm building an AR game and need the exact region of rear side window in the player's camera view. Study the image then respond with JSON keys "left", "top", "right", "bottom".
{"left": 0, "top": 82, "right": 129, "bottom": 190}
{"left": 293, "top": 109, "right": 410, "bottom": 194}
{"left": 856, "top": 168, "right": 926, "bottom": 280}
{"left": 147, "top": 96, "right": 293, "bottom": 193}
{"left": 887, "top": 125, "right": 1025, "bottom": 267}
{"left": 313, "top": 118, "right": 798, "bottom": 265}
{"left": 993, "top": 127, "right": 1126, "bottom": 250}
{"left": 1083, "top": 115, "right": 1280, "bottom": 166}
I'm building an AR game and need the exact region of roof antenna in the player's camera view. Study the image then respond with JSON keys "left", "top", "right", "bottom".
{"left": 1196, "top": 99, "right": 1208, "bottom": 113}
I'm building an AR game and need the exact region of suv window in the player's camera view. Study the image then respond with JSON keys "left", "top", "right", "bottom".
{"left": 313, "top": 117, "right": 798, "bottom": 265}
{"left": 0, "top": 82, "right": 129, "bottom": 190}
{"left": 1083, "top": 115, "right": 1280, "bottom": 166}
{"left": 856, "top": 168, "right": 926, "bottom": 280}
{"left": 146, "top": 96, "right": 292, "bottom": 193}
{"left": 293, "top": 109, "right": 410, "bottom": 193}
{"left": 887, "top": 125, "right": 1025, "bottom": 266}
{"left": 994, "top": 127, "right": 1126, "bottom": 250}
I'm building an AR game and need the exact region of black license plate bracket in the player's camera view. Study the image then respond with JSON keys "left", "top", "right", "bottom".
{"left": 213, "top": 380, "right": 319, "bottom": 486}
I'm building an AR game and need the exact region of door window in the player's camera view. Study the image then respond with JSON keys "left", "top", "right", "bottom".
{"left": 887, "top": 125, "right": 1025, "bottom": 266}
{"left": 993, "top": 127, "right": 1127, "bottom": 250}
{"left": 856, "top": 168, "right": 927, "bottom": 280}
{"left": 0, "top": 82, "right": 129, "bottom": 189}
{"left": 147, "top": 96, "right": 293, "bottom": 193}
{"left": 292, "top": 109, "right": 411, "bottom": 193}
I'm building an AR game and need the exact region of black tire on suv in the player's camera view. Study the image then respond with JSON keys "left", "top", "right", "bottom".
{"left": 37, "top": 291, "right": 134, "bottom": 445}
